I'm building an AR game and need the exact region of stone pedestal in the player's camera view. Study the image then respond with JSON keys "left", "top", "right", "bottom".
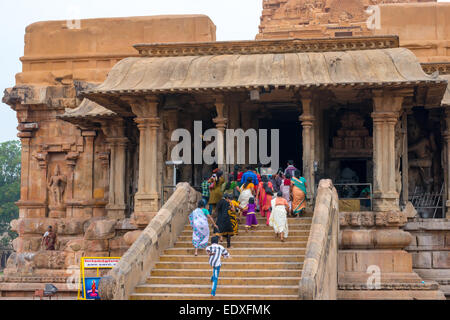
{"left": 338, "top": 210, "right": 446, "bottom": 299}
{"left": 48, "top": 205, "right": 67, "bottom": 219}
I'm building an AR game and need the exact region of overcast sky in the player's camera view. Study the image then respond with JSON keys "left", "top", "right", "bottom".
{"left": 0, "top": 0, "right": 449, "bottom": 143}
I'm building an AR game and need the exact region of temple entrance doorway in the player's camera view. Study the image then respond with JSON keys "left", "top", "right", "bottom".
{"left": 259, "top": 107, "right": 303, "bottom": 173}
{"left": 326, "top": 107, "right": 374, "bottom": 211}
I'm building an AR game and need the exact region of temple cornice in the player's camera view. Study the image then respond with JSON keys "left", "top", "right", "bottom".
{"left": 134, "top": 35, "right": 399, "bottom": 57}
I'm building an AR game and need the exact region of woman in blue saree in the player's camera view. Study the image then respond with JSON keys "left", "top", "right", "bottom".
{"left": 189, "top": 200, "right": 218, "bottom": 256}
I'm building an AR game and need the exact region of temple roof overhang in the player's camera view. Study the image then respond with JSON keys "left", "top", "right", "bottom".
{"left": 58, "top": 98, "right": 117, "bottom": 126}
{"left": 75, "top": 37, "right": 447, "bottom": 117}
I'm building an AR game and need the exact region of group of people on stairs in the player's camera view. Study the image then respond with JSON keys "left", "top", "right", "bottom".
{"left": 189, "top": 161, "right": 308, "bottom": 297}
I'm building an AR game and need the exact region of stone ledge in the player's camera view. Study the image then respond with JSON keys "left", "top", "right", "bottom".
{"left": 338, "top": 282, "right": 439, "bottom": 291}
{"left": 405, "top": 220, "right": 450, "bottom": 231}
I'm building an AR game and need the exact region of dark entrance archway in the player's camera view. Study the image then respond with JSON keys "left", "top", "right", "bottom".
{"left": 259, "top": 107, "right": 303, "bottom": 173}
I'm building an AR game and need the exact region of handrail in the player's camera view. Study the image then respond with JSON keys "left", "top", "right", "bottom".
{"left": 99, "top": 183, "right": 200, "bottom": 300}
{"left": 299, "top": 179, "right": 339, "bottom": 300}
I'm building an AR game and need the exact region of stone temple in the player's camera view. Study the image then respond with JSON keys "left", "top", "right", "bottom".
{"left": 1, "top": 0, "right": 450, "bottom": 299}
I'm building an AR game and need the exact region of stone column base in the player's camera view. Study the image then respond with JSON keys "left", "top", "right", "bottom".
{"left": 132, "top": 211, "right": 158, "bottom": 228}
{"left": 48, "top": 205, "right": 66, "bottom": 219}
{"left": 133, "top": 192, "right": 160, "bottom": 227}
{"left": 106, "top": 204, "right": 127, "bottom": 220}
{"left": 372, "top": 192, "right": 399, "bottom": 212}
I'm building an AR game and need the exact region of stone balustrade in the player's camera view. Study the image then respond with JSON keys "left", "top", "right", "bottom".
{"left": 299, "top": 179, "right": 339, "bottom": 300}
{"left": 98, "top": 183, "right": 200, "bottom": 300}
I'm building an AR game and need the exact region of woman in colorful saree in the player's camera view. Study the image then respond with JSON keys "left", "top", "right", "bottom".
{"left": 256, "top": 175, "right": 274, "bottom": 219}
{"left": 226, "top": 196, "right": 240, "bottom": 238}
{"left": 208, "top": 170, "right": 225, "bottom": 217}
{"left": 291, "top": 170, "right": 307, "bottom": 217}
{"left": 214, "top": 194, "right": 235, "bottom": 248}
{"left": 189, "top": 200, "right": 218, "bottom": 256}
{"left": 269, "top": 191, "right": 290, "bottom": 242}
{"left": 238, "top": 177, "right": 255, "bottom": 210}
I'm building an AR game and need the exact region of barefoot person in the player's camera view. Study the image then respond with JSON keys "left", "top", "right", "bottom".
{"left": 206, "top": 236, "right": 231, "bottom": 297}
{"left": 243, "top": 197, "right": 258, "bottom": 232}
{"left": 214, "top": 195, "right": 234, "bottom": 249}
{"left": 42, "top": 226, "right": 57, "bottom": 251}
{"left": 269, "top": 191, "right": 290, "bottom": 242}
{"left": 189, "top": 200, "right": 218, "bottom": 256}
{"left": 291, "top": 170, "right": 307, "bottom": 217}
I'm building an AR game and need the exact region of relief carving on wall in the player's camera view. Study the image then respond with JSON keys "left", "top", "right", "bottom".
{"left": 408, "top": 115, "right": 439, "bottom": 194}
{"left": 259, "top": 0, "right": 435, "bottom": 38}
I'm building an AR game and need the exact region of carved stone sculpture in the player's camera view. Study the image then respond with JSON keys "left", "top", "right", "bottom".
{"left": 47, "top": 165, "right": 67, "bottom": 218}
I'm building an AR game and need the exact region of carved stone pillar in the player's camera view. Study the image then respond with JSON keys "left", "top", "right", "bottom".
{"left": 165, "top": 109, "right": 179, "bottom": 185}
{"left": 299, "top": 93, "right": 315, "bottom": 200}
{"left": 81, "top": 130, "right": 97, "bottom": 201}
{"left": 444, "top": 108, "right": 450, "bottom": 219}
{"left": 372, "top": 90, "right": 404, "bottom": 212}
{"left": 102, "top": 119, "right": 128, "bottom": 220}
{"left": 213, "top": 96, "right": 228, "bottom": 173}
{"left": 32, "top": 149, "right": 49, "bottom": 218}
{"left": 129, "top": 97, "right": 161, "bottom": 227}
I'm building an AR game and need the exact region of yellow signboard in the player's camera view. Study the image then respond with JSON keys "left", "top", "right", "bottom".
{"left": 77, "top": 257, "right": 120, "bottom": 300}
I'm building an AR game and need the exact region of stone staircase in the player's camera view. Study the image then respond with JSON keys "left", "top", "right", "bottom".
{"left": 130, "top": 215, "right": 312, "bottom": 300}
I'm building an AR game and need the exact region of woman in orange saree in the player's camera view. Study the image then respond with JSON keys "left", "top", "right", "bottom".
{"left": 256, "top": 176, "right": 273, "bottom": 220}
{"left": 291, "top": 170, "right": 307, "bottom": 217}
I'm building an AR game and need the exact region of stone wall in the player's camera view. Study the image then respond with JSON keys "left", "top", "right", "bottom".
{"left": 1, "top": 15, "right": 217, "bottom": 285}
{"left": 404, "top": 219, "right": 450, "bottom": 297}
{"left": 18, "top": 15, "right": 216, "bottom": 85}
{"left": 299, "top": 179, "right": 339, "bottom": 300}
{"left": 376, "top": 3, "right": 450, "bottom": 63}
{"left": 99, "top": 183, "right": 199, "bottom": 300}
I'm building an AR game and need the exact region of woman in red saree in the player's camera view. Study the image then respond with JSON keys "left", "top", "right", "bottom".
{"left": 291, "top": 170, "right": 307, "bottom": 217}
{"left": 256, "top": 176, "right": 274, "bottom": 225}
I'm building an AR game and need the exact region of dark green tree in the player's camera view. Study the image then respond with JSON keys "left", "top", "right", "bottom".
{"left": 0, "top": 140, "right": 21, "bottom": 246}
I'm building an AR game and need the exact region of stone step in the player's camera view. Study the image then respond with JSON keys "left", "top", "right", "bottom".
{"left": 174, "top": 241, "right": 308, "bottom": 248}
{"left": 134, "top": 284, "right": 299, "bottom": 295}
{"left": 180, "top": 230, "right": 310, "bottom": 236}
{"left": 150, "top": 269, "right": 303, "bottom": 278}
{"left": 177, "top": 235, "right": 309, "bottom": 242}
{"left": 154, "top": 261, "right": 303, "bottom": 270}
{"left": 146, "top": 276, "right": 301, "bottom": 286}
{"left": 130, "top": 293, "right": 299, "bottom": 300}
{"left": 164, "top": 247, "right": 306, "bottom": 255}
{"left": 159, "top": 255, "right": 305, "bottom": 263}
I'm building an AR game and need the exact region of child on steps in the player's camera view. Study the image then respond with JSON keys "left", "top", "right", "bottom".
{"left": 243, "top": 197, "right": 258, "bottom": 232}
{"left": 206, "top": 236, "right": 231, "bottom": 297}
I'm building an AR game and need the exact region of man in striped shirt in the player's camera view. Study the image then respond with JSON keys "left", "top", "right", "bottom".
{"left": 206, "top": 236, "right": 231, "bottom": 297}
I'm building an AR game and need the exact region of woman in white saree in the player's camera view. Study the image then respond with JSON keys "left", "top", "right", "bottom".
{"left": 238, "top": 177, "right": 255, "bottom": 210}
{"left": 269, "top": 191, "right": 290, "bottom": 242}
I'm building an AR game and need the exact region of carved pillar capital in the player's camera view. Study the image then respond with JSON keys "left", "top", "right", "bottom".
{"left": 33, "top": 152, "right": 49, "bottom": 170}
{"left": 65, "top": 152, "right": 80, "bottom": 171}
{"left": 128, "top": 96, "right": 160, "bottom": 119}
{"left": 17, "top": 122, "right": 39, "bottom": 139}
